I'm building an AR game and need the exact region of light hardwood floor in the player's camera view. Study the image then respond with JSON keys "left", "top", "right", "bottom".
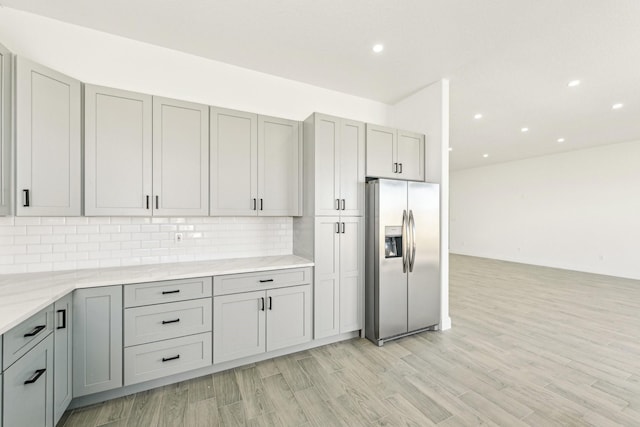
{"left": 59, "top": 254, "right": 640, "bottom": 426}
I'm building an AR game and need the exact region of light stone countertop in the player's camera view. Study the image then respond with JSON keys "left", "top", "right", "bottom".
{"left": 0, "top": 254, "right": 313, "bottom": 335}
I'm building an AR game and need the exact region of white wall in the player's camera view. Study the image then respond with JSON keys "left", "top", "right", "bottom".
{"left": 391, "top": 80, "right": 451, "bottom": 330}
{"left": 450, "top": 139, "right": 640, "bottom": 280}
{"left": 0, "top": 8, "right": 392, "bottom": 274}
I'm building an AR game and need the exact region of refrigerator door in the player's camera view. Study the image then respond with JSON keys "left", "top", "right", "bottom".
{"left": 407, "top": 182, "right": 440, "bottom": 331}
{"left": 376, "top": 179, "right": 409, "bottom": 339}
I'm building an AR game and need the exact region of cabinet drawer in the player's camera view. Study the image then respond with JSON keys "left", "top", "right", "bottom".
{"left": 124, "top": 332, "right": 212, "bottom": 385}
{"left": 3, "top": 304, "right": 54, "bottom": 369}
{"left": 213, "top": 267, "right": 312, "bottom": 296}
{"left": 124, "top": 298, "right": 212, "bottom": 347}
{"left": 3, "top": 333, "right": 54, "bottom": 427}
{"left": 124, "top": 277, "right": 212, "bottom": 307}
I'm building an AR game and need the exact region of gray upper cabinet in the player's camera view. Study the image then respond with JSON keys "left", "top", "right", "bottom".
{"left": 366, "top": 124, "right": 425, "bottom": 181}
{"left": 53, "top": 294, "right": 73, "bottom": 425}
{"left": 73, "top": 286, "right": 123, "bottom": 397}
{"left": 85, "top": 85, "right": 153, "bottom": 216}
{"left": 15, "top": 57, "right": 82, "bottom": 216}
{"left": 210, "top": 107, "right": 257, "bottom": 216}
{"left": 0, "top": 43, "right": 10, "bottom": 216}
{"left": 258, "top": 115, "right": 301, "bottom": 216}
{"left": 397, "top": 129, "right": 425, "bottom": 181}
{"left": 210, "top": 107, "right": 301, "bottom": 216}
{"left": 153, "top": 97, "right": 209, "bottom": 216}
{"left": 304, "top": 114, "right": 364, "bottom": 217}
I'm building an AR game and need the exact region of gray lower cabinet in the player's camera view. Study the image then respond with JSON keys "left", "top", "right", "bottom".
{"left": 3, "top": 334, "right": 54, "bottom": 427}
{"left": 73, "top": 286, "right": 123, "bottom": 397}
{"left": 213, "top": 284, "right": 312, "bottom": 364}
{"left": 0, "top": 43, "right": 11, "bottom": 216}
{"left": 53, "top": 294, "right": 73, "bottom": 425}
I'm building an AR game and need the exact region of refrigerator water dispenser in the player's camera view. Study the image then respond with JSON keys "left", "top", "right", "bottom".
{"left": 384, "top": 226, "right": 403, "bottom": 258}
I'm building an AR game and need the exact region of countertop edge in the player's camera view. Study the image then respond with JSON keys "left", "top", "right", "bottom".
{"left": 0, "top": 255, "right": 313, "bottom": 335}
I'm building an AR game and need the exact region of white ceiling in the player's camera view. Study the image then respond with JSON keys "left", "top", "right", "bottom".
{"left": 3, "top": 0, "right": 640, "bottom": 170}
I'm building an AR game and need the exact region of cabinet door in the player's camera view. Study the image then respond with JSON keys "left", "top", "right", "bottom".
{"left": 313, "top": 114, "right": 340, "bottom": 216}
{"left": 313, "top": 217, "right": 340, "bottom": 339}
{"left": 339, "top": 217, "right": 364, "bottom": 333}
{"left": 258, "top": 115, "right": 300, "bottom": 216}
{"left": 213, "top": 291, "right": 265, "bottom": 364}
{"left": 0, "top": 44, "right": 10, "bottom": 216}
{"left": 85, "top": 85, "right": 152, "bottom": 216}
{"left": 3, "top": 334, "right": 54, "bottom": 427}
{"left": 73, "top": 286, "right": 123, "bottom": 397}
{"left": 397, "top": 130, "right": 425, "bottom": 181}
{"left": 266, "top": 284, "right": 312, "bottom": 352}
{"left": 53, "top": 294, "right": 72, "bottom": 425}
{"left": 339, "top": 119, "right": 365, "bottom": 217}
{"left": 15, "top": 57, "right": 81, "bottom": 216}
{"left": 365, "top": 124, "right": 396, "bottom": 179}
{"left": 210, "top": 107, "right": 257, "bottom": 216}
{"left": 153, "top": 97, "right": 209, "bottom": 216}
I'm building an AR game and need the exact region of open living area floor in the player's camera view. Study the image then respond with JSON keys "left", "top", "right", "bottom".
{"left": 59, "top": 254, "right": 640, "bottom": 426}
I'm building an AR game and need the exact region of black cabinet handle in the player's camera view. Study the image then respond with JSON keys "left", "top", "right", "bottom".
{"left": 56, "top": 309, "right": 66, "bottom": 330}
{"left": 162, "top": 318, "right": 180, "bottom": 325}
{"left": 260, "top": 199, "right": 264, "bottom": 210}
{"left": 259, "top": 279, "right": 274, "bottom": 283}
{"left": 398, "top": 163, "right": 403, "bottom": 174}
{"left": 162, "top": 290, "right": 180, "bottom": 295}
{"left": 335, "top": 199, "right": 340, "bottom": 210}
{"left": 162, "top": 355, "right": 180, "bottom": 362}
{"left": 260, "top": 297, "right": 265, "bottom": 311}
{"left": 23, "top": 189, "right": 30, "bottom": 207}
{"left": 341, "top": 222, "right": 346, "bottom": 234}
{"left": 146, "top": 195, "right": 150, "bottom": 209}
{"left": 252, "top": 198, "right": 257, "bottom": 210}
{"left": 393, "top": 163, "right": 398, "bottom": 173}
{"left": 24, "top": 325, "right": 46, "bottom": 337}
{"left": 155, "top": 195, "right": 159, "bottom": 209}
{"left": 341, "top": 199, "right": 346, "bottom": 210}
{"left": 24, "top": 368, "right": 46, "bottom": 385}
{"left": 268, "top": 296, "right": 272, "bottom": 310}
{"left": 335, "top": 222, "right": 340, "bottom": 234}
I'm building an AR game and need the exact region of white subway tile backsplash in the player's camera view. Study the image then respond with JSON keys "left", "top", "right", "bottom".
{"left": 0, "top": 216, "right": 292, "bottom": 274}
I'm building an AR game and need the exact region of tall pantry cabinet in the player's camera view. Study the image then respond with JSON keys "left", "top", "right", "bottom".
{"left": 294, "top": 113, "right": 365, "bottom": 339}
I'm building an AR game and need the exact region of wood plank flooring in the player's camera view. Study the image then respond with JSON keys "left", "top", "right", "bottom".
{"left": 59, "top": 255, "right": 640, "bottom": 426}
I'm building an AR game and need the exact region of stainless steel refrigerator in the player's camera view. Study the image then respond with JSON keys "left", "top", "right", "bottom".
{"left": 365, "top": 179, "right": 440, "bottom": 346}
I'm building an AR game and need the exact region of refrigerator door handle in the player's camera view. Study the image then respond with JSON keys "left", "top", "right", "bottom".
{"left": 402, "top": 210, "right": 408, "bottom": 273}
{"left": 409, "top": 210, "right": 416, "bottom": 272}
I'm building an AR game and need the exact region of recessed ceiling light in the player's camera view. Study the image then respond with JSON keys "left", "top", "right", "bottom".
{"left": 474, "top": 113, "right": 483, "bottom": 119}
{"left": 372, "top": 44, "right": 384, "bottom": 53}
{"left": 612, "top": 103, "right": 624, "bottom": 110}
{"left": 568, "top": 80, "right": 581, "bottom": 87}
{"left": 483, "top": 154, "right": 489, "bottom": 158}
{"left": 521, "top": 127, "right": 529, "bottom": 133}
{"left": 557, "top": 138, "right": 565, "bottom": 143}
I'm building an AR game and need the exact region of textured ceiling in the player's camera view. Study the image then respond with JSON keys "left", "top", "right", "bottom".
{"left": 3, "top": 0, "right": 640, "bottom": 170}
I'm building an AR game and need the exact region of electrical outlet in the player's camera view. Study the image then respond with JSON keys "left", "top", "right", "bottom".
{"left": 175, "top": 232, "right": 183, "bottom": 243}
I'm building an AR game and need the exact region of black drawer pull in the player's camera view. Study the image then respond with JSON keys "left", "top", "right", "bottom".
{"left": 259, "top": 279, "right": 274, "bottom": 283}
{"left": 24, "top": 369, "right": 46, "bottom": 385}
{"left": 162, "top": 290, "right": 180, "bottom": 295}
{"left": 162, "top": 318, "right": 180, "bottom": 325}
{"left": 162, "top": 355, "right": 180, "bottom": 362}
{"left": 24, "top": 325, "right": 46, "bottom": 337}
{"left": 23, "top": 189, "right": 30, "bottom": 207}
{"left": 56, "top": 309, "right": 67, "bottom": 330}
